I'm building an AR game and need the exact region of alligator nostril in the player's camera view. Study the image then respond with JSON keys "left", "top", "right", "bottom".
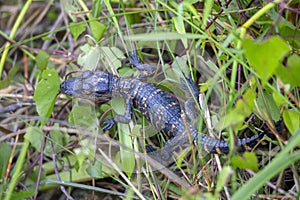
{"left": 60, "top": 80, "right": 68, "bottom": 92}
{"left": 59, "top": 81, "right": 65, "bottom": 92}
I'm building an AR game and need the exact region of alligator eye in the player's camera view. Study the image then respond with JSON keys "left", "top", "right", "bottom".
{"left": 81, "top": 89, "right": 95, "bottom": 95}
{"left": 96, "top": 90, "right": 106, "bottom": 94}
{"left": 82, "top": 70, "right": 93, "bottom": 78}
{"left": 95, "top": 87, "right": 108, "bottom": 94}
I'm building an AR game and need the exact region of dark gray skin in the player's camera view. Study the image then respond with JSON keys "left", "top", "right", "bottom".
{"left": 60, "top": 54, "right": 263, "bottom": 165}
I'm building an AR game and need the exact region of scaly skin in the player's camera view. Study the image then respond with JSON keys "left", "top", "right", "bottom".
{"left": 60, "top": 54, "right": 264, "bottom": 165}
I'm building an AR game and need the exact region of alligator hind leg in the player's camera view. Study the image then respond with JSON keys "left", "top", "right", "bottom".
{"left": 181, "top": 76, "right": 202, "bottom": 126}
{"left": 185, "top": 98, "right": 200, "bottom": 121}
{"left": 128, "top": 53, "right": 155, "bottom": 80}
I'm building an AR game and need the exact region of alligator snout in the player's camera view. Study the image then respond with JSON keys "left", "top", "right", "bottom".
{"left": 60, "top": 77, "right": 76, "bottom": 96}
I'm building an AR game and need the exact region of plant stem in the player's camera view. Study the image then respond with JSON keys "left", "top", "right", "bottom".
{"left": 4, "top": 137, "right": 30, "bottom": 200}
{"left": 0, "top": 0, "right": 33, "bottom": 79}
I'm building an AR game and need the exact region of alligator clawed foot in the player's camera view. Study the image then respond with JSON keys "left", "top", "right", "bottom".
{"left": 102, "top": 118, "right": 116, "bottom": 131}
{"left": 146, "top": 144, "right": 157, "bottom": 153}
{"left": 128, "top": 52, "right": 141, "bottom": 67}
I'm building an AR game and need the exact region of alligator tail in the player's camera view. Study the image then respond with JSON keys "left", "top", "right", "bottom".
{"left": 200, "top": 133, "right": 265, "bottom": 154}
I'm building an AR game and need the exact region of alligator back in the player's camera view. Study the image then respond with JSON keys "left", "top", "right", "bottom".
{"left": 133, "top": 83, "right": 185, "bottom": 137}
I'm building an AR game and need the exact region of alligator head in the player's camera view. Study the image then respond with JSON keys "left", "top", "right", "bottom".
{"left": 60, "top": 70, "right": 114, "bottom": 102}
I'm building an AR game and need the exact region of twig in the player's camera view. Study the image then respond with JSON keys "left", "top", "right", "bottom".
{"left": 49, "top": 134, "right": 75, "bottom": 200}
{"left": 98, "top": 148, "right": 147, "bottom": 200}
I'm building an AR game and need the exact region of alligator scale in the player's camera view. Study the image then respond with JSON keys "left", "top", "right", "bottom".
{"left": 60, "top": 54, "right": 263, "bottom": 165}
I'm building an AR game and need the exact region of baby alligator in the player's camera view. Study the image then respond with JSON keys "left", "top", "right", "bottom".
{"left": 60, "top": 54, "right": 264, "bottom": 165}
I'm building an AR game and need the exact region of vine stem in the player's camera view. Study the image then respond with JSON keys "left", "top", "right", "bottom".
{"left": 230, "top": 2, "right": 276, "bottom": 101}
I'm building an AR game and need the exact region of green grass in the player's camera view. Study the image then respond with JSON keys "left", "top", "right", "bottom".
{"left": 0, "top": 0, "right": 300, "bottom": 199}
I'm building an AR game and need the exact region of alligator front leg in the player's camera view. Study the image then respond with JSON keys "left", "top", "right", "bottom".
{"left": 129, "top": 53, "right": 155, "bottom": 80}
{"left": 103, "top": 98, "right": 133, "bottom": 130}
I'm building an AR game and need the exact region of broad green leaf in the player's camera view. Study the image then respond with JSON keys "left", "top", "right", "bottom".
{"left": 216, "top": 110, "right": 244, "bottom": 131}
{"left": 199, "top": 81, "right": 209, "bottom": 93}
{"left": 216, "top": 88, "right": 255, "bottom": 131}
{"left": 179, "top": 1, "right": 199, "bottom": 18}
{"left": 131, "top": 124, "right": 143, "bottom": 137}
{"left": 44, "top": 123, "right": 69, "bottom": 155}
{"left": 255, "top": 92, "right": 280, "bottom": 121}
{"left": 78, "top": 43, "right": 100, "bottom": 70}
{"left": 111, "top": 98, "right": 135, "bottom": 177}
{"left": 69, "top": 22, "right": 86, "bottom": 41}
{"left": 61, "top": 0, "right": 79, "bottom": 21}
{"left": 118, "top": 66, "right": 135, "bottom": 78}
{"left": 0, "top": 66, "right": 18, "bottom": 89}
{"left": 163, "top": 64, "right": 178, "bottom": 83}
{"left": 272, "top": 92, "right": 286, "bottom": 107}
{"left": 242, "top": 36, "right": 290, "bottom": 82}
{"left": 231, "top": 152, "right": 259, "bottom": 172}
{"left": 86, "top": 160, "right": 102, "bottom": 178}
{"left": 27, "top": 165, "right": 47, "bottom": 189}
{"left": 170, "top": 56, "right": 190, "bottom": 80}
{"left": 118, "top": 123, "right": 135, "bottom": 178}
{"left": 110, "top": 98, "right": 126, "bottom": 115}
{"left": 89, "top": 19, "right": 106, "bottom": 42}
{"left": 279, "top": 23, "right": 300, "bottom": 49}
{"left": 202, "top": 0, "right": 214, "bottom": 29}
{"left": 161, "top": 57, "right": 189, "bottom": 98}
{"left": 275, "top": 54, "right": 300, "bottom": 87}
{"left": 69, "top": 103, "right": 98, "bottom": 131}
{"left": 216, "top": 166, "right": 233, "bottom": 192}
{"left": 24, "top": 127, "right": 43, "bottom": 152}
{"left": 36, "top": 50, "right": 50, "bottom": 70}
{"left": 100, "top": 47, "right": 125, "bottom": 70}
{"left": 74, "top": 140, "right": 93, "bottom": 171}
{"left": 33, "top": 69, "right": 60, "bottom": 120}
{"left": 173, "top": 2, "right": 187, "bottom": 48}
{"left": 92, "top": 0, "right": 102, "bottom": 18}
{"left": 0, "top": 143, "right": 12, "bottom": 178}
{"left": 235, "top": 88, "right": 256, "bottom": 116}
{"left": 283, "top": 110, "right": 300, "bottom": 135}
{"left": 172, "top": 17, "right": 185, "bottom": 34}
{"left": 173, "top": 16, "right": 187, "bottom": 48}
{"left": 47, "top": 9, "right": 58, "bottom": 20}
